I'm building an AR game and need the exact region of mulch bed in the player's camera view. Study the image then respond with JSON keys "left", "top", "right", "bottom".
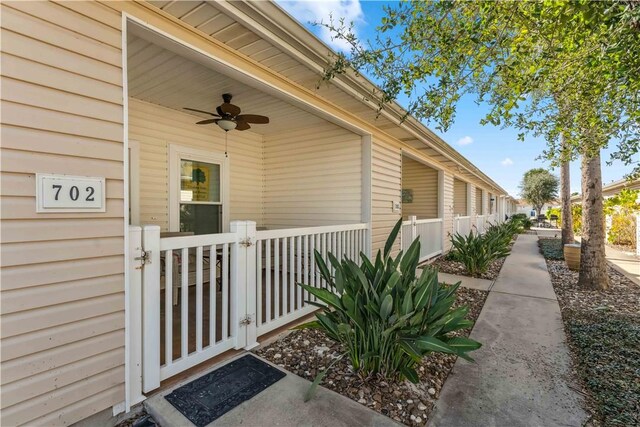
{"left": 545, "top": 258, "right": 640, "bottom": 426}
{"left": 255, "top": 287, "right": 488, "bottom": 426}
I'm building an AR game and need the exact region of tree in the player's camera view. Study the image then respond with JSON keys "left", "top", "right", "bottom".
{"left": 319, "top": 1, "right": 640, "bottom": 290}
{"left": 519, "top": 169, "right": 559, "bottom": 216}
{"left": 560, "top": 133, "right": 574, "bottom": 245}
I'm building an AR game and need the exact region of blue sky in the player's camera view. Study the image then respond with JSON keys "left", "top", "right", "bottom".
{"left": 277, "top": 0, "right": 634, "bottom": 197}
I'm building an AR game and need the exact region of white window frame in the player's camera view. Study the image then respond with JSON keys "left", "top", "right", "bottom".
{"left": 168, "top": 144, "right": 230, "bottom": 233}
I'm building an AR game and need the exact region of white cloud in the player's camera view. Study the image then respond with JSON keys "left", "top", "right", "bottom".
{"left": 501, "top": 158, "right": 514, "bottom": 166}
{"left": 456, "top": 136, "right": 473, "bottom": 146}
{"left": 277, "top": 0, "right": 365, "bottom": 52}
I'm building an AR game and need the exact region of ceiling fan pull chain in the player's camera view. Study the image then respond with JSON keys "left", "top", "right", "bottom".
{"left": 225, "top": 130, "right": 228, "bottom": 158}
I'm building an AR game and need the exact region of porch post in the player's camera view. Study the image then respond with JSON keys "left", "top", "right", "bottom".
{"left": 410, "top": 215, "right": 417, "bottom": 243}
{"left": 361, "top": 135, "right": 373, "bottom": 257}
{"left": 230, "top": 220, "right": 258, "bottom": 350}
{"left": 141, "top": 225, "right": 161, "bottom": 393}
{"left": 127, "top": 225, "right": 144, "bottom": 408}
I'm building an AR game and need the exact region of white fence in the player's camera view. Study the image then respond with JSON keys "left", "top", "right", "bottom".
{"left": 254, "top": 224, "right": 368, "bottom": 336}
{"left": 475, "top": 215, "right": 487, "bottom": 234}
{"left": 454, "top": 216, "right": 472, "bottom": 237}
{"left": 401, "top": 216, "right": 444, "bottom": 262}
{"left": 130, "top": 221, "right": 368, "bottom": 391}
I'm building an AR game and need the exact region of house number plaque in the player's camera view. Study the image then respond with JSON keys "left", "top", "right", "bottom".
{"left": 36, "top": 173, "right": 106, "bottom": 213}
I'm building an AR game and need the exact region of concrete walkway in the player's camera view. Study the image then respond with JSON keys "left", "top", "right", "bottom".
{"left": 145, "top": 353, "right": 399, "bottom": 427}
{"left": 430, "top": 234, "right": 587, "bottom": 427}
{"left": 438, "top": 272, "right": 493, "bottom": 291}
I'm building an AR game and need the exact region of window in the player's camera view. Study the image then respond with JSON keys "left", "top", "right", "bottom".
{"left": 180, "top": 159, "right": 221, "bottom": 235}
{"left": 169, "top": 145, "right": 228, "bottom": 234}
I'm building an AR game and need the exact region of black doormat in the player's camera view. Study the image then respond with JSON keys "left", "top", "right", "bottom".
{"left": 164, "top": 355, "right": 286, "bottom": 427}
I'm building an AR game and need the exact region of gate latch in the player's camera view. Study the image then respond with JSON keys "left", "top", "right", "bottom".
{"left": 134, "top": 249, "right": 152, "bottom": 269}
{"left": 240, "top": 238, "right": 254, "bottom": 247}
{"left": 239, "top": 315, "right": 253, "bottom": 326}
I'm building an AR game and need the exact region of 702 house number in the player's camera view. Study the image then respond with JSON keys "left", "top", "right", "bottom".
{"left": 51, "top": 184, "right": 95, "bottom": 202}
{"left": 36, "top": 174, "right": 105, "bottom": 213}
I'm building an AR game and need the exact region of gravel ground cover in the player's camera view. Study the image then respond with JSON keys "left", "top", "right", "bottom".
{"left": 545, "top": 257, "right": 640, "bottom": 426}
{"left": 256, "top": 287, "right": 488, "bottom": 426}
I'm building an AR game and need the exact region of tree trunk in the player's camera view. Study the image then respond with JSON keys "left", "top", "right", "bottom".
{"left": 578, "top": 151, "right": 609, "bottom": 290}
{"left": 560, "top": 134, "right": 575, "bottom": 244}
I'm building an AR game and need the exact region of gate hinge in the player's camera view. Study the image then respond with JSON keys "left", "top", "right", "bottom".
{"left": 240, "top": 238, "right": 254, "bottom": 247}
{"left": 134, "top": 249, "right": 152, "bottom": 269}
{"left": 239, "top": 315, "right": 253, "bottom": 326}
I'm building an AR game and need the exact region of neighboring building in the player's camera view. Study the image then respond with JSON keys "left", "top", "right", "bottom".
{"left": 0, "top": 1, "right": 515, "bottom": 425}
{"left": 570, "top": 178, "right": 640, "bottom": 203}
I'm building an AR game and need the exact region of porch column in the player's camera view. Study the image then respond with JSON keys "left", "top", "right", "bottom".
{"left": 468, "top": 184, "right": 476, "bottom": 228}
{"left": 361, "top": 135, "right": 373, "bottom": 257}
{"left": 439, "top": 170, "right": 454, "bottom": 252}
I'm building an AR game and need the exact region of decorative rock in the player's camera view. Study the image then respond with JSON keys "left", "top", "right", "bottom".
{"left": 428, "top": 388, "right": 436, "bottom": 396}
{"left": 416, "top": 416, "right": 423, "bottom": 424}
{"left": 418, "top": 403, "right": 427, "bottom": 411}
{"left": 273, "top": 353, "right": 282, "bottom": 359}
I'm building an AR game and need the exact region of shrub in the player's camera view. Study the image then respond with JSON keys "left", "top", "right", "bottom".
{"left": 538, "top": 238, "right": 564, "bottom": 260}
{"left": 571, "top": 204, "right": 582, "bottom": 234}
{"left": 297, "top": 220, "right": 481, "bottom": 389}
{"left": 608, "top": 214, "right": 636, "bottom": 247}
{"left": 450, "top": 224, "right": 514, "bottom": 276}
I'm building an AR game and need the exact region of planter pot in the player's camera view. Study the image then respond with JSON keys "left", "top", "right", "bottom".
{"left": 564, "top": 244, "right": 581, "bottom": 271}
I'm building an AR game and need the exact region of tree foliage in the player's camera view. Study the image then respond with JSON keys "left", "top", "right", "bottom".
{"left": 519, "top": 168, "right": 559, "bottom": 215}
{"left": 321, "top": 0, "right": 640, "bottom": 172}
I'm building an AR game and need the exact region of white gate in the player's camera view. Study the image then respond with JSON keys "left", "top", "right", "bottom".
{"left": 130, "top": 221, "right": 368, "bottom": 393}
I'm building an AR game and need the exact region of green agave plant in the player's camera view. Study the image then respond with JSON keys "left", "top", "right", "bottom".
{"left": 296, "top": 220, "right": 480, "bottom": 398}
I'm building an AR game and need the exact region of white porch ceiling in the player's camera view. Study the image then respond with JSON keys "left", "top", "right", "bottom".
{"left": 127, "top": 34, "right": 332, "bottom": 136}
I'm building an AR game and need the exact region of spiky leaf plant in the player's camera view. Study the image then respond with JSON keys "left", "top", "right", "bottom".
{"left": 296, "top": 220, "right": 481, "bottom": 388}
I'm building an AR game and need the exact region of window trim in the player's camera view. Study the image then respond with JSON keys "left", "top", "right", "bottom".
{"left": 169, "top": 144, "right": 230, "bottom": 233}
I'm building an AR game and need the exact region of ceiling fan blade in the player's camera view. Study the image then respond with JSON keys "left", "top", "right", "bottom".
{"left": 196, "top": 119, "right": 218, "bottom": 125}
{"left": 236, "top": 114, "right": 269, "bottom": 124}
{"left": 235, "top": 121, "right": 251, "bottom": 131}
{"left": 219, "top": 102, "right": 241, "bottom": 116}
{"left": 183, "top": 107, "right": 220, "bottom": 117}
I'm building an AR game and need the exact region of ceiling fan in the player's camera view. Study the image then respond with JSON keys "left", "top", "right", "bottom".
{"left": 184, "top": 93, "right": 269, "bottom": 132}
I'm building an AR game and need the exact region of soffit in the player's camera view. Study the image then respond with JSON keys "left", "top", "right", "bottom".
{"left": 146, "top": 0, "right": 508, "bottom": 194}
{"left": 127, "top": 34, "right": 329, "bottom": 136}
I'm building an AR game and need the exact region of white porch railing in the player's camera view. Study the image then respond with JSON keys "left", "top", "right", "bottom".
{"left": 476, "top": 215, "right": 487, "bottom": 234}
{"left": 131, "top": 221, "right": 368, "bottom": 391}
{"left": 454, "top": 216, "right": 472, "bottom": 237}
{"left": 254, "top": 224, "right": 368, "bottom": 336}
{"left": 401, "top": 216, "right": 444, "bottom": 262}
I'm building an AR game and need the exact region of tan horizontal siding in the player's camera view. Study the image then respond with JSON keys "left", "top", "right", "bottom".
{"left": 453, "top": 178, "right": 467, "bottom": 216}
{"left": 371, "top": 139, "right": 401, "bottom": 253}
{"left": 0, "top": 1, "right": 124, "bottom": 425}
{"left": 401, "top": 157, "right": 438, "bottom": 219}
{"left": 263, "top": 123, "right": 362, "bottom": 228}
{"left": 129, "top": 98, "right": 264, "bottom": 230}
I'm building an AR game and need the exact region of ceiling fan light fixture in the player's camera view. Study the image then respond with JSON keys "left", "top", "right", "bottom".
{"left": 217, "top": 119, "right": 237, "bottom": 131}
